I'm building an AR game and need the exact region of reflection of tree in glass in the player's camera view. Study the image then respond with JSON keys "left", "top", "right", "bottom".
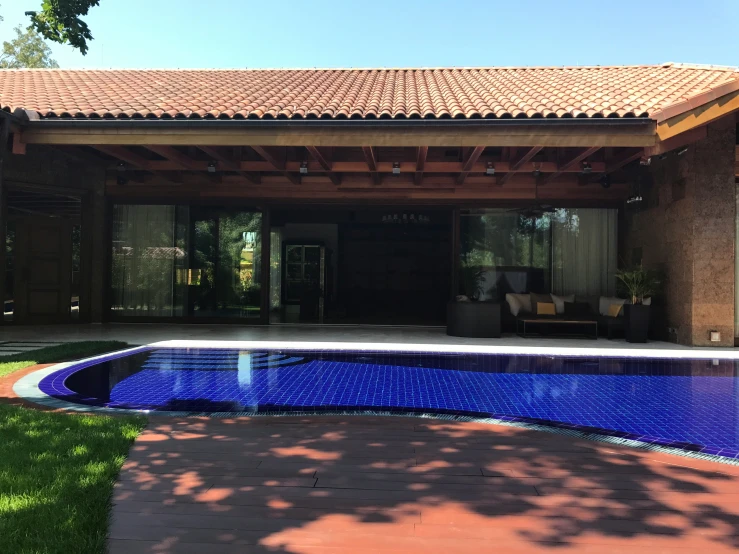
{"left": 217, "top": 213, "right": 262, "bottom": 312}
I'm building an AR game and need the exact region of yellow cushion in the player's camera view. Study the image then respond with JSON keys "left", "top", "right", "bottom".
{"left": 537, "top": 302, "right": 556, "bottom": 316}
{"left": 608, "top": 303, "right": 623, "bottom": 317}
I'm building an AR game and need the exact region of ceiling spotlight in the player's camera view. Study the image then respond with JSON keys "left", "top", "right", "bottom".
{"left": 639, "top": 156, "right": 651, "bottom": 166}
{"left": 532, "top": 165, "right": 541, "bottom": 178}
{"left": 486, "top": 162, "right": 495, "bottom": 176}
{"left": 392, "top": 162, "right": 401, "bottom": 175}
{"left": 581, "top": 161, "right": 592, "bottom": 174}
{"left": 677, "top": 146, "right": 689, "bottom": 156}
{"left": 599, "top": 174, "right": 611, "bottom": 189}
{"left": 116, "top": 162, "right": 127, "bottom": 185}
{"left": 207, "top": 161, "right": 217, "bottom": 173}
{"left": 299, "top": 161, "right": 309, "bottom": 174}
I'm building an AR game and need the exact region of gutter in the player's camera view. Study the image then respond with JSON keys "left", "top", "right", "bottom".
{"left": 19, "top": 117, "right": 654, "bottom": 130}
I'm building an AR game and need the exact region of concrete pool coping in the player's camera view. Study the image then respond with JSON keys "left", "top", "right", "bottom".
{"left": 13, "top": 339, "right": 739, "bottom": 467}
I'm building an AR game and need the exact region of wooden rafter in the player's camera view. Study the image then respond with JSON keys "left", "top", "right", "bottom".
{"left": 251, "top": 145, "right": 300, "bottom": 185}
{"left": 306, "top": 146, "right": 341, "bottom": 186}
{"left": 362, "top": 146, "right": 380, "bottom": 185}
{"left": 414, "top": 146, "right": 428, "bottom": 186}
{"left": 605, "top": 149, "right": 644, "bottom": 173}
{"left": 92, "top": 145, "right": 152, "bottom": 169}
{"left": 499, "top": 146, "right": 543, "bottom": 185}
{"left": 197, "top": 145, "right": 260, "bottom": 184}
{"left": 544, "top": 147, "right": 600, "bottom": 184}
{"left": 456, "top": 146, "right": 485, "bottom": 185}
{"left": 145, "top": 145, "right": 201, "bottom": 170}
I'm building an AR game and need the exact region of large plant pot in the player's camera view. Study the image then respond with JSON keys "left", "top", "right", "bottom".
{"left": 624, "top": 304, "right": 650, "bottom": 343}
{"left": 447, "top": 301, "right": 501, "bottom": 338}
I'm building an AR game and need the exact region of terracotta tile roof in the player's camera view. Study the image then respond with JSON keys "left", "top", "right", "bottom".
{"left": 1, "top": 63, "right": 737, "bottom": 121}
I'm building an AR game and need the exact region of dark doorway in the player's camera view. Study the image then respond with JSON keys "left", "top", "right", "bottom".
{"left": 4, "top": 189, "right": 83, "bottom": 324}
{"left": 270, "top": 207, "right": 451, "bottom": 325}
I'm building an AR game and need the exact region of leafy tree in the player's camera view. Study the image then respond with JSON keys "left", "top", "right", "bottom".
{"left": 26, "top": 0, "right": 99, "bottom": 55}
{"left": 0, "top": 24, "right": 58, "bottom": 68}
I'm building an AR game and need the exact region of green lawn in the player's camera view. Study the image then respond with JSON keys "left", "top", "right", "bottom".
{"left": 0, "top": 341, "right": 129, "bottom": 378}
{"left": 0, "top": 341, "right": 146, "bottom": 554}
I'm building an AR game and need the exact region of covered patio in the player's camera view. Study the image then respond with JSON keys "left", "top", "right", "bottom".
{"left": 1, "top": 64, "right": 738, "bottom": 345}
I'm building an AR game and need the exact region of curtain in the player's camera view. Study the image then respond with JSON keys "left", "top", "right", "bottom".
{"left": 552, "top": 208, "right": 617, "bottom": 297}
{"left": 111, "top": 205, "right": 186, "bottom": 317}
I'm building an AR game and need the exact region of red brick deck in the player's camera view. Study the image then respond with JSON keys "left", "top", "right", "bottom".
{"left": 111, "top": 416, "right": 739, "bottom": 553}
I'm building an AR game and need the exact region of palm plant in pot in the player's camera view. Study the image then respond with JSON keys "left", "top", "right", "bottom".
{"left": 615, "top": 265, "right": 661, "bottom": 343}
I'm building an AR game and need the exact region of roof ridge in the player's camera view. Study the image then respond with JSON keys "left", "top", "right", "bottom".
{"left": 0, "top": 63, "right": 736, "bottom": 72}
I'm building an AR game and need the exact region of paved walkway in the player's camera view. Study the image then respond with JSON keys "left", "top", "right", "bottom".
{"left": 111, "top": 416, "right": 739, "bottom": 553}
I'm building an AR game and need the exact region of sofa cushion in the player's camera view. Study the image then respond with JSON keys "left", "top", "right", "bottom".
{"left": 551, "top": 293, "right": 574, "bottom": 315}
{"left": 536, "top": 302, "right": 556, "bottom": 316}
{"left": 505, "top": 293, "right": 532, "bottom": 316}
{"left": 599, "top": 296, "right": 625, "bottom": 316}
{"left": 607, "top": 303, "right": 623, "bottom": 317}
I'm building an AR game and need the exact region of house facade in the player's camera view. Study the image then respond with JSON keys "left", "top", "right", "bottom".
{"left": 0, "top": 64, "right": 736, "bottom": 346}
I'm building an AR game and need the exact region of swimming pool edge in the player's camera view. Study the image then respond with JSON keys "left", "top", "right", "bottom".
{"left": 14, "top": 349, "right": 739, "bottom": 468}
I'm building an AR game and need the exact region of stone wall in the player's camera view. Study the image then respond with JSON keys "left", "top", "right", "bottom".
{"left": 622, "top": 117, "right": 736, "bottom": 346}
{"left": 4, "top": 145, "right": 107, "bottom": 322}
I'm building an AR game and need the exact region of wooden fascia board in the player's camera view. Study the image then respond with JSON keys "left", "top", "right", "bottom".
{"left": 20, "top": 123, "right": 657, "bottom": 148}
{"left": 655, "top": 88, "right": 739, "bottom": 142}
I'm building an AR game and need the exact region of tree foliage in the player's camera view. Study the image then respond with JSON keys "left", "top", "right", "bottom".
{"left": 26, "top": 0, "right": 99, "bottom": 55}
{"left": 1, "top": 24, "right": 58, "bottom": 68}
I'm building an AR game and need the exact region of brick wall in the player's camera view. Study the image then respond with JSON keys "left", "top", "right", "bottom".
{"left": 623, "top": 118, "right": 736, "bottom": 346}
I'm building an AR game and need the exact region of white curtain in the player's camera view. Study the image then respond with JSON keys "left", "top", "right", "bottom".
{"left": 552, "top": 209, "right": 617, "bottom": 297}
{"left": 111, "top": 205, "right": 184, "bottom": 316}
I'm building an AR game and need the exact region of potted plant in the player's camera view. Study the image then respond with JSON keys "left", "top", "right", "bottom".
{"left": 447, "top": 264, "right": 500, "bottom": 338}
{"left": 616, "top": 265, "right": 661, "bottom": 343}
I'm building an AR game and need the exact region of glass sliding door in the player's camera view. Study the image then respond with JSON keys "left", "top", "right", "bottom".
{"left": 189, "top": 208, "right": 262, "bottom": 319}
{"left": 110, "top": 204, "right": 262, "bottom": 321}
{"left": 110, "top": 205, "right": 188, "bottom": 317}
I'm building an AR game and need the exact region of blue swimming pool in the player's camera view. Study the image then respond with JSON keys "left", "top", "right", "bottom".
{"left": 37, "top": 348, "right": 739, "bottom": 458}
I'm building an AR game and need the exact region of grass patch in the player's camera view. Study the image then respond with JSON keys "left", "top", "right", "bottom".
{"left": 0, "top": 341, "right": 129, "bottom": 378}
{"left": 0, "top": 340, "right": 145, "bottom": 553}
{"left": 0, "top": 405, "right": 146, "bottom": 554}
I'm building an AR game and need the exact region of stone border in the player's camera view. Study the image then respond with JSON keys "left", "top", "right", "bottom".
{"left": 13, "top": 342, "right": 739, "bottom": 467}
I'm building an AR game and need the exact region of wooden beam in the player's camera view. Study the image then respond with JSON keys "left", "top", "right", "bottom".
{"left": 251, "top": 145, "right": 300, "bottom": 185}
{"left": 656, "top": 88, "right": 739, "bottom": 142}
{"left": 362, "top": 146, "right": 380, "bottom": 185}
{"left": 22, "top": 123, "right": 657, "bottom": 148}
{"left": 645, "top": 125, "right": 707, "bottom": 157}
{"left": 145, "top": 145, "right": 201, "bottom": 170}
{"left": 544, "top": 147, "right": 600, "bottom": 184}
{"left": 605, "top": 149, "right": 644, "bottom": 173}
{"left": 197, "top": 145, "right": 260, "bottom": 184}
{"left": 306, "top": 146, "right": 341, "bottom": 185}
{"left": 11, "top": 132, "right": 26, "bottom": 154}
{"left": 91, "top": 145, "right": 152, "bottom": 168}
{"left": 455, "top": 146, "right": 485, "bottom": 185}
{"left": 415, "top": 146, "right": 428, "bottom": 186}
{"left": 499, "top": 146, "right": 543, "bottom": 185}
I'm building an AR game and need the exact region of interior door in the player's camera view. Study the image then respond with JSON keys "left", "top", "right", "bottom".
{"left": 14, "top": 217, "right": 73, "bottom": 324}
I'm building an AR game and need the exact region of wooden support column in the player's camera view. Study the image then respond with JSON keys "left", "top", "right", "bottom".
{"left": 0, "top": 118, "right": 8, "bottom": 325}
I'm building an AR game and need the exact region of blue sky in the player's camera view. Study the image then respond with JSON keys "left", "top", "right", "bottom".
{"left": 0, "top": 0, "right": 737, "bottom": 69}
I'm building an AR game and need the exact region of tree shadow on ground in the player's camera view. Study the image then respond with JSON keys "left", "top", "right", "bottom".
{"left": 111, "top": 415, "right": 739, "bottom": 553}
